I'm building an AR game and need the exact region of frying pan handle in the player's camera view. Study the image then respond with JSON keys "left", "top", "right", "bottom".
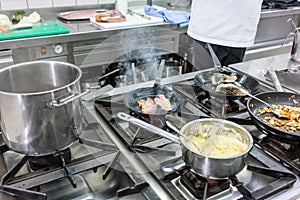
{"left": 206, "top": 43, "right": 223, "bottom": 71}
{"left": 267, "top": 70, "right": 284, "bottom": 92}
{"left": 117, "top": 112, "right": 180, "bottom": 143}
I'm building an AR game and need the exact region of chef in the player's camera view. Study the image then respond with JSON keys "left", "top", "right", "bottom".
{"left": 187, "top": 0, "right": 263, "bottom": 67}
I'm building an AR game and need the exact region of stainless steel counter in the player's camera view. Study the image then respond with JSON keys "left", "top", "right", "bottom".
{"left": 1, "top": 2, "right": 300, "bottom": 76}
{"left": 0, "top": 3, "right": 299, "bottom": 51}
{"left": 0, "top": 1, "right": 185, "bottom": 50}
{"left": 229, "top": 53, "right": 300, "bottom": 93}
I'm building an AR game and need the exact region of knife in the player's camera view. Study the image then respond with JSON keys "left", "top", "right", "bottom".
{"left": 128, "top": 9, "right": 151, "bottom": 20}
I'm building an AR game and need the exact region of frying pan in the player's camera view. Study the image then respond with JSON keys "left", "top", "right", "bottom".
{"left": 123, "top": 84, "right": 183, "bottom": 116}
{"left": 123, "top": 58, "right": 183, "bottom": 116}
{"left": 247, "top": 91, "right": 300, "bottom": 141}
{"left": 118, "top": 112, "right": 253, "bottom": 179}
{"left": 194, "top": 69, "right": 260, "bottom": 100}
{"left": 195, "top": 43, "right": 260, "bottom": 100}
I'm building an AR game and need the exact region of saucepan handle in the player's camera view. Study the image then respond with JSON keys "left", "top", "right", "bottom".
{"left": 117, "top": 112, "right": 180, "bottom": 143}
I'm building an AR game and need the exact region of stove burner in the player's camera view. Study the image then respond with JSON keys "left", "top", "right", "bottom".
{"left": 28, "top": 148, "right": 72, "bottom": 171}
{"left": 188, "top": 84, "right": 251, "bottom": 117}
{"left": 101, "top": 53, "right": 194, "bottom": 87}
{"left": 176, "top": 166, "right": 230, "bottom": 199}
{"left": 128, "top": 110, "right": 169, "bottom": 139}
{"left": 204, "top": 97, "right": 240, "bottom": 113}
{"left": 257, "top": 134, "right": 300, "bottom": 174}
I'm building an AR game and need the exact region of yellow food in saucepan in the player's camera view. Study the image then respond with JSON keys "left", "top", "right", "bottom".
{"left": 187, "top": 130, "right": 248, "bottom": 158}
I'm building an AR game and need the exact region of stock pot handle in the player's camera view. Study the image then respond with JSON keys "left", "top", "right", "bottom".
{"left": 48, "top": 90, "right": 90, "bottom": 107}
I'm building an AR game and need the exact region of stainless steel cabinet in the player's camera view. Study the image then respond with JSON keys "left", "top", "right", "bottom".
{"left": 73, "top": 28, "right": 179, "bottom": 68}
{"left": 0, "top": 50, "right": 13, "bottom": 69}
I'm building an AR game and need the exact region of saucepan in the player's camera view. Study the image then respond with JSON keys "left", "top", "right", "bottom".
{"left": 118, "top": 112, "right": 253, "bottom": 179}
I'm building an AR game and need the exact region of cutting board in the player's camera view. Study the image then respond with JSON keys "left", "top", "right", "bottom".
{"left": 90, "top": 6, "right": 165, "bottom": 30}
{"left": 57, "top": 9, "right": 104, "bottom": 20}
{"left": 0, "top": 22, "right": 70, "bottom": 41}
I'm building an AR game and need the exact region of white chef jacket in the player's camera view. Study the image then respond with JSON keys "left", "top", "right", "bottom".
{"left": 187, "top": 0, "right": 263, "bottom": 48}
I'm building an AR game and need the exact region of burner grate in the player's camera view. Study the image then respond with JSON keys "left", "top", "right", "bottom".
{"left": 259, "top": 135, "right": 300, "bottom": 174}
{"left": 28, "top": 148, "right": 72, "bottom": 171}
{"left": 93, "top": 65, "right": 299, "bottom": 200}
{"left": 177, "top": 166, "right": 230, "bottom": 199}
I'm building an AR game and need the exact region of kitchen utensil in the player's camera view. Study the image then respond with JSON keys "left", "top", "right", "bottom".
{"left": 81, "top": 84, "right": 113, "bottom": 101}
{"left": 206, "top": 42, "right": 222, "bottom": 71}
{"left": 194, "top": 43, "right": 260, "bottom": 100}
{"left": 265, "top": 68, "right": 300, "bottom": 94}
{"left": 194, "top": 43, "right": 259, "bottom": 99}
{"left": 128, "top": 9, "right": 151, "bottom": 20}
{"left": 123, "top": 84, "right": 183, "bottom": 116}
{"left": 0, "top": 22, "right": 69, "bottom": 41}
{"left": 118, "top": 112, "right": 179, "bottom": 143}
{"left": 57, "top": 9, "right": 106, "bottom": 20}
{"left": 247, "top": 91, "right": 300, "bottom": 141}
{"left": 267, "top": 69, "right": 284, "bottom": 92}
{"left": 201, "top": 97, "right": 227, "bottom": 156}
{"left": 194, "top": 69, "right": 260, "bottom": 100}
{"left": 89, "top": 13, "right": 164, "bottom": 30}
{"left": 123, "top": 59, "right": 183, "bottom": 116}
{"left": 154, "top": 59, "right": 165, "bottom": 90}
{"left": 97, "top": 68, "right": 120, "bottom": 81}
{"left": 118, "top": 112, "right": 253, "bottom": 179}
{"left": 236, "top": 85, "right": 287, "bottom": 119}
{"left": 0, "top": 61, "right": 87, "bottom": 155}
{"left": 194, "top": 42, "right": 260, "bottom": 100}
{"left": 200, "top": 121, "right": 225, "bottom": 156}
{"left": 166, "top": 120, "right": 200, "bottom": 152}
{"left": 284, "top": 18, "right": 300, "bottom": 63}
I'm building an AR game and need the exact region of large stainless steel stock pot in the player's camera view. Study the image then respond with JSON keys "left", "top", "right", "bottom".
{"left": 0, "top": 61, "right": 88, "bottom": 155}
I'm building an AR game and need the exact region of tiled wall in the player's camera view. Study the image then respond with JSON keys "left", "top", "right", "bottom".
{"left": 0, "top": 0, "right": 139, "bottom": 11}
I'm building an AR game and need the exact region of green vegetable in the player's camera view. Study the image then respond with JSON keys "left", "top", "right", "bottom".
{"left": 12, "top": 10, "right": 26, "bottom": 21}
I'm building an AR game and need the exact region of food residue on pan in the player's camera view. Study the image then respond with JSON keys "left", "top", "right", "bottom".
{"left": 215, "top": 83, "right": 247, "bottom": 96}
{"left": 211, "top": 73, "right": 237, "bottom": 85}
{"left": 211, "top": 73, "right": 248, "bottom": 96}
{"left": 186, "top": 124, "right": 248, "bottom": 158}
{"left": 137, "top": 94, "right": 172, "bottom": 114}
{"left": 258, "top": 104, "right": 300, "bottom": 132}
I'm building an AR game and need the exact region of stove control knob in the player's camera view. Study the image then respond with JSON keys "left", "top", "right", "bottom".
{"left": 53, "top": 44, "right": 63, "bottom": 54}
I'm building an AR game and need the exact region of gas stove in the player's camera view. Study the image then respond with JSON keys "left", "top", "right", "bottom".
{"left": 0, "top": 106, "right": 156, "bottom": 200}
{"left": 2, "top": 52, "right": 300, "bottom": 199}
{"left": 94, "top": 65, "right": 300, "bottom": 199}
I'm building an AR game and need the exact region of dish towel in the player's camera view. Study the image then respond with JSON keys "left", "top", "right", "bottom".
{"left": 144, "top": 5, "right": 190, "bottom": 27}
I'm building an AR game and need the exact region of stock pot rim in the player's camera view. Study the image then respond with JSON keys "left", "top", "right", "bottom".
{"left": 0, "top": 60, "right": 82, "bottom": 96}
